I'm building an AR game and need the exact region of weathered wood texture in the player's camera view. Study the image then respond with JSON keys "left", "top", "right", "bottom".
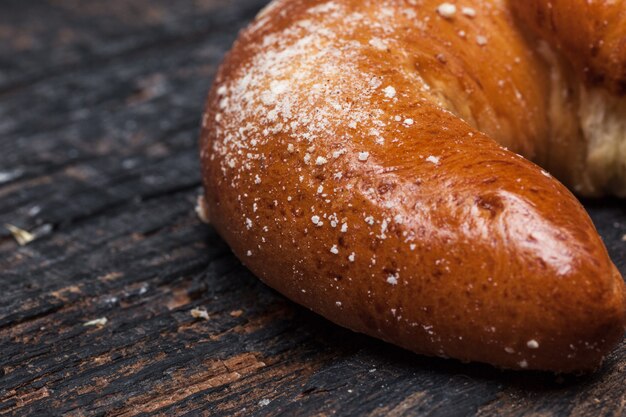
{"left": 0, "top": 1, "right": 624, "bottom": 416}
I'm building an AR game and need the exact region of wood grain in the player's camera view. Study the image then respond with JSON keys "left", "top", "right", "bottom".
{"left": 0, "top": 0, "right": 624, "bottom": 415}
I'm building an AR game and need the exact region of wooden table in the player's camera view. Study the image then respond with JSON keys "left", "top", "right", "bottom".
{"left": 1, "top": 1, "right": 625, "bottom": 415}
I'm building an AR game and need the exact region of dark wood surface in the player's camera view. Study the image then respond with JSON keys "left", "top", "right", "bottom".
{"left": 0, "top": 1, "right": 625, "bottom": 415}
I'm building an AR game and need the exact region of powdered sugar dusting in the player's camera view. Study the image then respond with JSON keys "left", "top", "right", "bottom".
{"left": 205, "top": 1, "right": 526, "bottom": 355}
{"left": 426, "top": 155, "right": 440, "bottom": 165}
{"left": 369, "top": 37, "right": 389, "bottom": 51}
{"left": 212, "top": 3, "right": 410, "bottom": 187}
{"left": 436, "top": 3, "right": 456, "bottom": 19}
{"left": 387, "top": 273, "right": 399, "bottom": 285}
{"left": 383, "top": 86, "right": 397, "bottom": 98}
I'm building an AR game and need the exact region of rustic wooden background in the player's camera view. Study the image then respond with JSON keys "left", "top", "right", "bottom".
{"left": 1, "top": 0, "right": 625, "bottom": 415}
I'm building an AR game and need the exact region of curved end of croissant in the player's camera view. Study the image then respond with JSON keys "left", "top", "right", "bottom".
{"left": 540, "top": 265, "right": 626, "bottom": 373}
{"left": 390, "top": 182, "right": 626, "bottom": 374}
{"left": 578, "top": 266, "right": 626, "bottom": 371}
{"left": 494, "top": 192, "right": 626, "bottom": 373}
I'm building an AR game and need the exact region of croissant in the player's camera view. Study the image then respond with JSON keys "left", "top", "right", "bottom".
{"left": 199, "top": 0, "right": 626, "bottom": 372}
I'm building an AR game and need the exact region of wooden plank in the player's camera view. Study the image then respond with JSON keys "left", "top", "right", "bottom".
{"left": 0, "top": 0, "right": 624, "bottom": 416}
{"left": 0, "top": 0, "right": 267, "bottom": 92}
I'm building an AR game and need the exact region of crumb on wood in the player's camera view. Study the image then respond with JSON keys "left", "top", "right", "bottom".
{"left": 195, "top": 195, "right": 211, "bottom": 224}
{"left": 5, "top": 224, "right": 35, "bottom": 246}
{"left": 83, "top": 317, "right": 108, "bottom": 327}
{"left": 230, "top": 310, "right": 243, "bottom": 317}
{"left": 191, "top": 308, "right": 210, "bottom": 320}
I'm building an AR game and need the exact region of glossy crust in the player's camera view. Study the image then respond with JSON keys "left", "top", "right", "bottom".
{"left": 200, "top": 0, "right": 626, "bottom": 372}
{"left": 512, "top": 0, "right": 626, "bottom": 94}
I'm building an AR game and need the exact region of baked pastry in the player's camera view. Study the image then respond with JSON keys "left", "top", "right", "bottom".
{"left": 199, "top": 0, "right": 626, "bottom": 372}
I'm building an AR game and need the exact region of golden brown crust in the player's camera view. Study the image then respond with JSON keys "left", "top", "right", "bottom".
{"left": 512, "top": 0, "right": 626, "bottom": 94}
{"left": 200, "top": 0, "right": 626, "bottom": 372}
